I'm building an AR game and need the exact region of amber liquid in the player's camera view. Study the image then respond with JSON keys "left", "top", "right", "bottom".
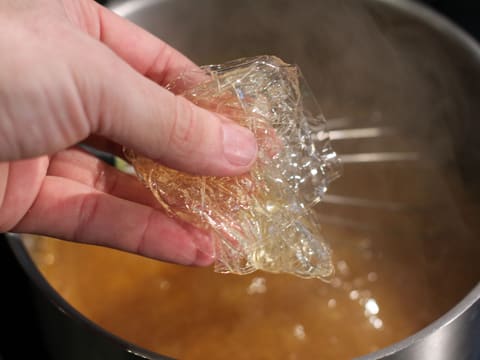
{"left": 30, "top": 138, "right": 480, "bottom": 360}
{"left": 31, "top": 199, "right": 480, "bottom": 360}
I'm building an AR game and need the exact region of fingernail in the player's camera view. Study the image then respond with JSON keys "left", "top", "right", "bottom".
{"left": 222, "top": 123, "right": 257, "bottom": 166}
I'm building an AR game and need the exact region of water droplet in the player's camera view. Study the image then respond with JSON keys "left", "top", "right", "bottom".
{"left": 293, "top": 324, "right": 306, "bottom": 341}
{"left": 369, "top": 316, "right": 384, "bottom": 329}
{"left": 247, "top": 277, "right": 267, "bottom": 295}
{"left": 364, "top": 298, "right": 380, "bottom": 316}
{"left": 327, "top": 298, "right": 337, "bottom": 308}
{"left": 349, "top": 290, "right": 360, "bottom": 301}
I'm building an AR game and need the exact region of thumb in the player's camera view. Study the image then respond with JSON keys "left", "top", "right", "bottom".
{"left": 92, "top": 61, "right": 257, "bottom": 177}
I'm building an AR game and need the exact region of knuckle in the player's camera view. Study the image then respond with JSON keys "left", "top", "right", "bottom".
{"left": 166, "top": 96, "right": 199, "bottom": 154}
{"left": 73, "top": 193, "right": 99, "bottom": 243}
{"left": 145, "top": 41, "right": 173, "bottom": 83}
{"left": 135, "top": 208, "right": 156, "bottom": 255}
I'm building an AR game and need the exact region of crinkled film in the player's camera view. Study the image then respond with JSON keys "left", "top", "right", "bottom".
{"left": 124, "top": 56, "right": 341, "bottom": 279}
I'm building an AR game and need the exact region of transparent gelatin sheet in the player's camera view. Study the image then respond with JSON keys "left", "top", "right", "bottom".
{"left": 124, "top": 56, "right": 342, "bottom": 279}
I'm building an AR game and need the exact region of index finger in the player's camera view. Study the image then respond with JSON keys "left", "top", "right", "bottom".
{"left": 91, "top": 1, "right": 201, "bottom": 88}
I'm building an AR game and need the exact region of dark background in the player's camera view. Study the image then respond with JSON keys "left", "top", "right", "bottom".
{"left": 1, "top": 1, "right": 479, "bottom": 359}
{"left": 423, "top": 0, "right": 480, "bottom": 36}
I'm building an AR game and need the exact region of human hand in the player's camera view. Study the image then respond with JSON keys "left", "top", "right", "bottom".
{"left": 0, "top": 0, "right": 257, "bottom": 266}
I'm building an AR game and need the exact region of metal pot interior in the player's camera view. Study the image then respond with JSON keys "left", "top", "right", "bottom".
{"left": 13, "top": 0, "right": 480, "bottom": 359}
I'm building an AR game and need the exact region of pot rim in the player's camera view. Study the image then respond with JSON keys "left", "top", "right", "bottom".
{"left": 6, "top": 0, "right": 480, "bottom": 359}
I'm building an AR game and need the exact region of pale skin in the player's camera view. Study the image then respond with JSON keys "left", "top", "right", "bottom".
{"left": 0, "top": 0, "right": 258, "bottom": 266}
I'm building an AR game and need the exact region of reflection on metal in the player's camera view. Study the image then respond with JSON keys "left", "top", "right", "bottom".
{"left": 126, "top": 348, "right": 151, "bottom": 359}
{"left": 111, "top": 0, "right": 163, "bottom": 17}
{"left": 323, "top": 194, "right": 409, "bottom": 211}
{"left": 328, "top": 127, "right": 395, "bottom": 140}
{"left": 339, "top": 152, "right": 419, "bottom": 163}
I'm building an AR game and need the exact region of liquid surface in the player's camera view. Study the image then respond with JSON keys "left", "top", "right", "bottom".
{"left": 30, "top": 124, "right": 480, "bottom": 360}
{"left": 31, "top": 163, "right": 480, "bottom": 360}
{"left": 33, "top": 237, "right": 408, "bottom": 360}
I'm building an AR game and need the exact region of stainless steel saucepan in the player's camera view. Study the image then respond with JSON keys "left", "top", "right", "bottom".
{"left": 7, "top": 0, "right": 480, "bottom": 359}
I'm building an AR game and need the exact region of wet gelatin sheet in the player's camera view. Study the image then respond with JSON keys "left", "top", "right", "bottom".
{"left": 125, "top": 56, "right": 341, "bottom": 279}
